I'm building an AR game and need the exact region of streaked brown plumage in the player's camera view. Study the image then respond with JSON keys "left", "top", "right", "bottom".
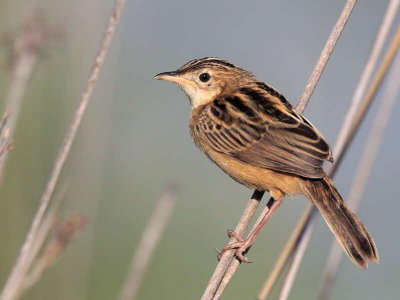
{"left": 155, "top": 57, "right": 378, "bottom": 267}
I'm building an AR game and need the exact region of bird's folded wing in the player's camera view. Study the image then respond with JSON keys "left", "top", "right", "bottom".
{"left": 197, "top": 94, "right": 332, "bottom": 179}
{"left": 233, "top": 121, "right": 331, "bottom": 178}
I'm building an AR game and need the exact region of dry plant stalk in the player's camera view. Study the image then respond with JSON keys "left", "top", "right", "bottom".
{"left": 0, "top": 182, "right": 69, "bottom": 300}
{"left": 296, "top": 0, "right": 358, "bottom": 112}
{"left": 257, "top": 205, "right": 312, "bottom": 299}
{"left": 118, "top": 183, "right": 179, "bottom": 300}
{"left": 258, "top": 1, "right": 400, "bottom": 298}
{"left": 20, "top": 182, "right": 70, "bottom": 289}
{"left": 22, "top": 214, "right": 86, "bottom": 292}
{"left": 318, "top": 52, "right": 400, "bottom": 300}
{"left": 212, "top": 197, "right": 275, "bottom": 300}
{"left": 201, "top": 190, "right": 264, "bottom": 300}
{"left": 276, "top": 25, "right": 400, "bottom": 300}
{"left": 201, "top": 1, "right": 357, "bottom": 299}
{"left": 0, "top": 1, "right": 127, "bottom": 299}
{"left": 0, "top": 109, "right": 14, "bottom": 161}
{"left": 0, "top": 11, "right": 59, "bottom": 179}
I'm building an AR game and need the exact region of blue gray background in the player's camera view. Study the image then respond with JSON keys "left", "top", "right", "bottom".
{"left": 0, "top": 0, "right": 399, "bottom": 299}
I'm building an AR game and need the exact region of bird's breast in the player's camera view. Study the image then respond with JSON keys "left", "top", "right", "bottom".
{"left": 189, "top": 114, "right": 302, "bottom": 195}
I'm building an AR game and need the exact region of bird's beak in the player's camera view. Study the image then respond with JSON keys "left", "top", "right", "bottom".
{"left": 154, "top": 71, "right": 196, "bottom": 87}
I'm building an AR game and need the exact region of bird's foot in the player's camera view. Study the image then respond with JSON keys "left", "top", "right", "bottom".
{"left": 216, "top": 229, "right": 254, "bottom": 263}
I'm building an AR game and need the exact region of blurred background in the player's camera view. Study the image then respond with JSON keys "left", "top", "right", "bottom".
{"left": 0, "top": 0, "right": 399, "bottom": 299}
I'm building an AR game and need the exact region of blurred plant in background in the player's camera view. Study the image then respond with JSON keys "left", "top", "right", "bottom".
{"left": 0, "top": 1, "right": 399, "bottom": 300}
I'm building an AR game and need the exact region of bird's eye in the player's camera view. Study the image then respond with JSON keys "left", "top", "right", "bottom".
{"left": 199, "top": 73, "right": 210, "bottom": 82}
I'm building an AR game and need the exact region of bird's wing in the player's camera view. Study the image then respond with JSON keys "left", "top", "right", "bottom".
{"left": 195, "top": 84, "right": 332, "bottom": 178}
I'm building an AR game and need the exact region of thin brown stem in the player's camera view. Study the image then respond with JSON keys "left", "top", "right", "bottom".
{"left": 118, "top": 183, "right": 179, "bottom": 300}
{"left": 331, "top": 0, "right": 400, "bottom": 161}
{"left": 23, "top": 182, "right": 69, "bottom": 282}
{"left": 318, "top": 50, "right": 400, "bottom": 300}
{"left": 201, "top": 191, "right": 264, "bottom": 300}
{"left": 213, "top": 198, "right": 275, "bottom": 300}
{"left": 257, "top": 205, "right": 312, "bottom": 300}
{"left": 296, "top": 0, "right": 357, "bottom": 113}
{"left": 22, "top": 213, "right": 86, "bottom": 293}
{"left": 258, "top": 2, "right": 400, "bottom": 296}
{"left": 0, "top": 11, "right": 57, "bottom": 180}
{"left": 0, "top": 182, "right": 68, "bottom": 300}
{"left": 201, "top": 1, "right": 357, "bottom": 299}
{"left": 278, "top": 222, "right": 313, "bottom": 300}
{"left": 277, "top": 25, "right": 400, "bottom": 300}
{"left": 0, "top": 1, "right": 127, "bottom": 299}
{"left": 0, "top": 109, "right": 13, "bottom": 161}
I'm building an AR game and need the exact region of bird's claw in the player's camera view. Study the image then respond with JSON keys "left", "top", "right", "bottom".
{"left": 216, "top": 229, "right": 254, "bottom": 263}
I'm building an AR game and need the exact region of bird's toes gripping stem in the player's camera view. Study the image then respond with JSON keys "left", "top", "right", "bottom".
{"left": 216, "top": 229, "right": 254, "bottom": 263}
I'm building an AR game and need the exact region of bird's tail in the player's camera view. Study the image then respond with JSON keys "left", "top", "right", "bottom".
{"left": 302, "top": 173, "right": 379, "bottom": 268}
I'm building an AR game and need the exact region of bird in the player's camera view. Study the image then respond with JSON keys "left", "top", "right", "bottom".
{"left": 154, "top": 57, "right": 378, "bottom": 267}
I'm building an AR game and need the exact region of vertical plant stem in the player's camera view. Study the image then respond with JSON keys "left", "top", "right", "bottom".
{"left": 331, "top": 0, "right": 400, "bottom": 161}
{"left": 213, "top": 198, "right": 275, "bottom": 300}
{"left": 278, "top": 224, "right": 313, "bottom": 300}
{"left": 277, "top": 25, "right": 400, "bottom": 300}
{"left": 257, "top": 205, "right": 312, "bottom": 300}
{"left": 201, "top": 1, "right": 358, "bottom": 299}
{"left": 318, "top": 51, "right": 400, "bottom": 300}
{"left": 118, "top": 183, "right": 179, "bottom": 300}
{"left": 257, "top": 2, "right": 400, "bottom": 296}
{"left": 296, "top": 0, "right": 357, "bottom": 112}
{"left": 0, "top": 110, "right": 13, "bottom": 161}
{"left": 201, "top": 190, "right": 264, "bottom": 300}
{"left": 0, "top": 1, "right": 127, "bottom": 299}
{"left": 0, "top": 11, "right": 52, "bottom": 180}
{"left": 23, "top": 213, "right": 86, "bottom": 294}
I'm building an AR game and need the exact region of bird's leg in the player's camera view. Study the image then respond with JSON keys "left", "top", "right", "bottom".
{"left": 217, "top": 190, "right": 284, "bottom": 263}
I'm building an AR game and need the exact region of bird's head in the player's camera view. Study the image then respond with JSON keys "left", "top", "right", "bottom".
{"left": 154, "top": 57, "right": 255, "bottom": 108}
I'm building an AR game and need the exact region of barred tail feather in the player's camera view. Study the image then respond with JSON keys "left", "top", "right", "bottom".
{"left": 302, "top": 174, "right": 379, "bottom": 268}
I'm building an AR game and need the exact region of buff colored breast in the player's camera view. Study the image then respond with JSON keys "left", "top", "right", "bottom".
{"left": 203, "top": 148, "right": 303, "bottom": 196}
